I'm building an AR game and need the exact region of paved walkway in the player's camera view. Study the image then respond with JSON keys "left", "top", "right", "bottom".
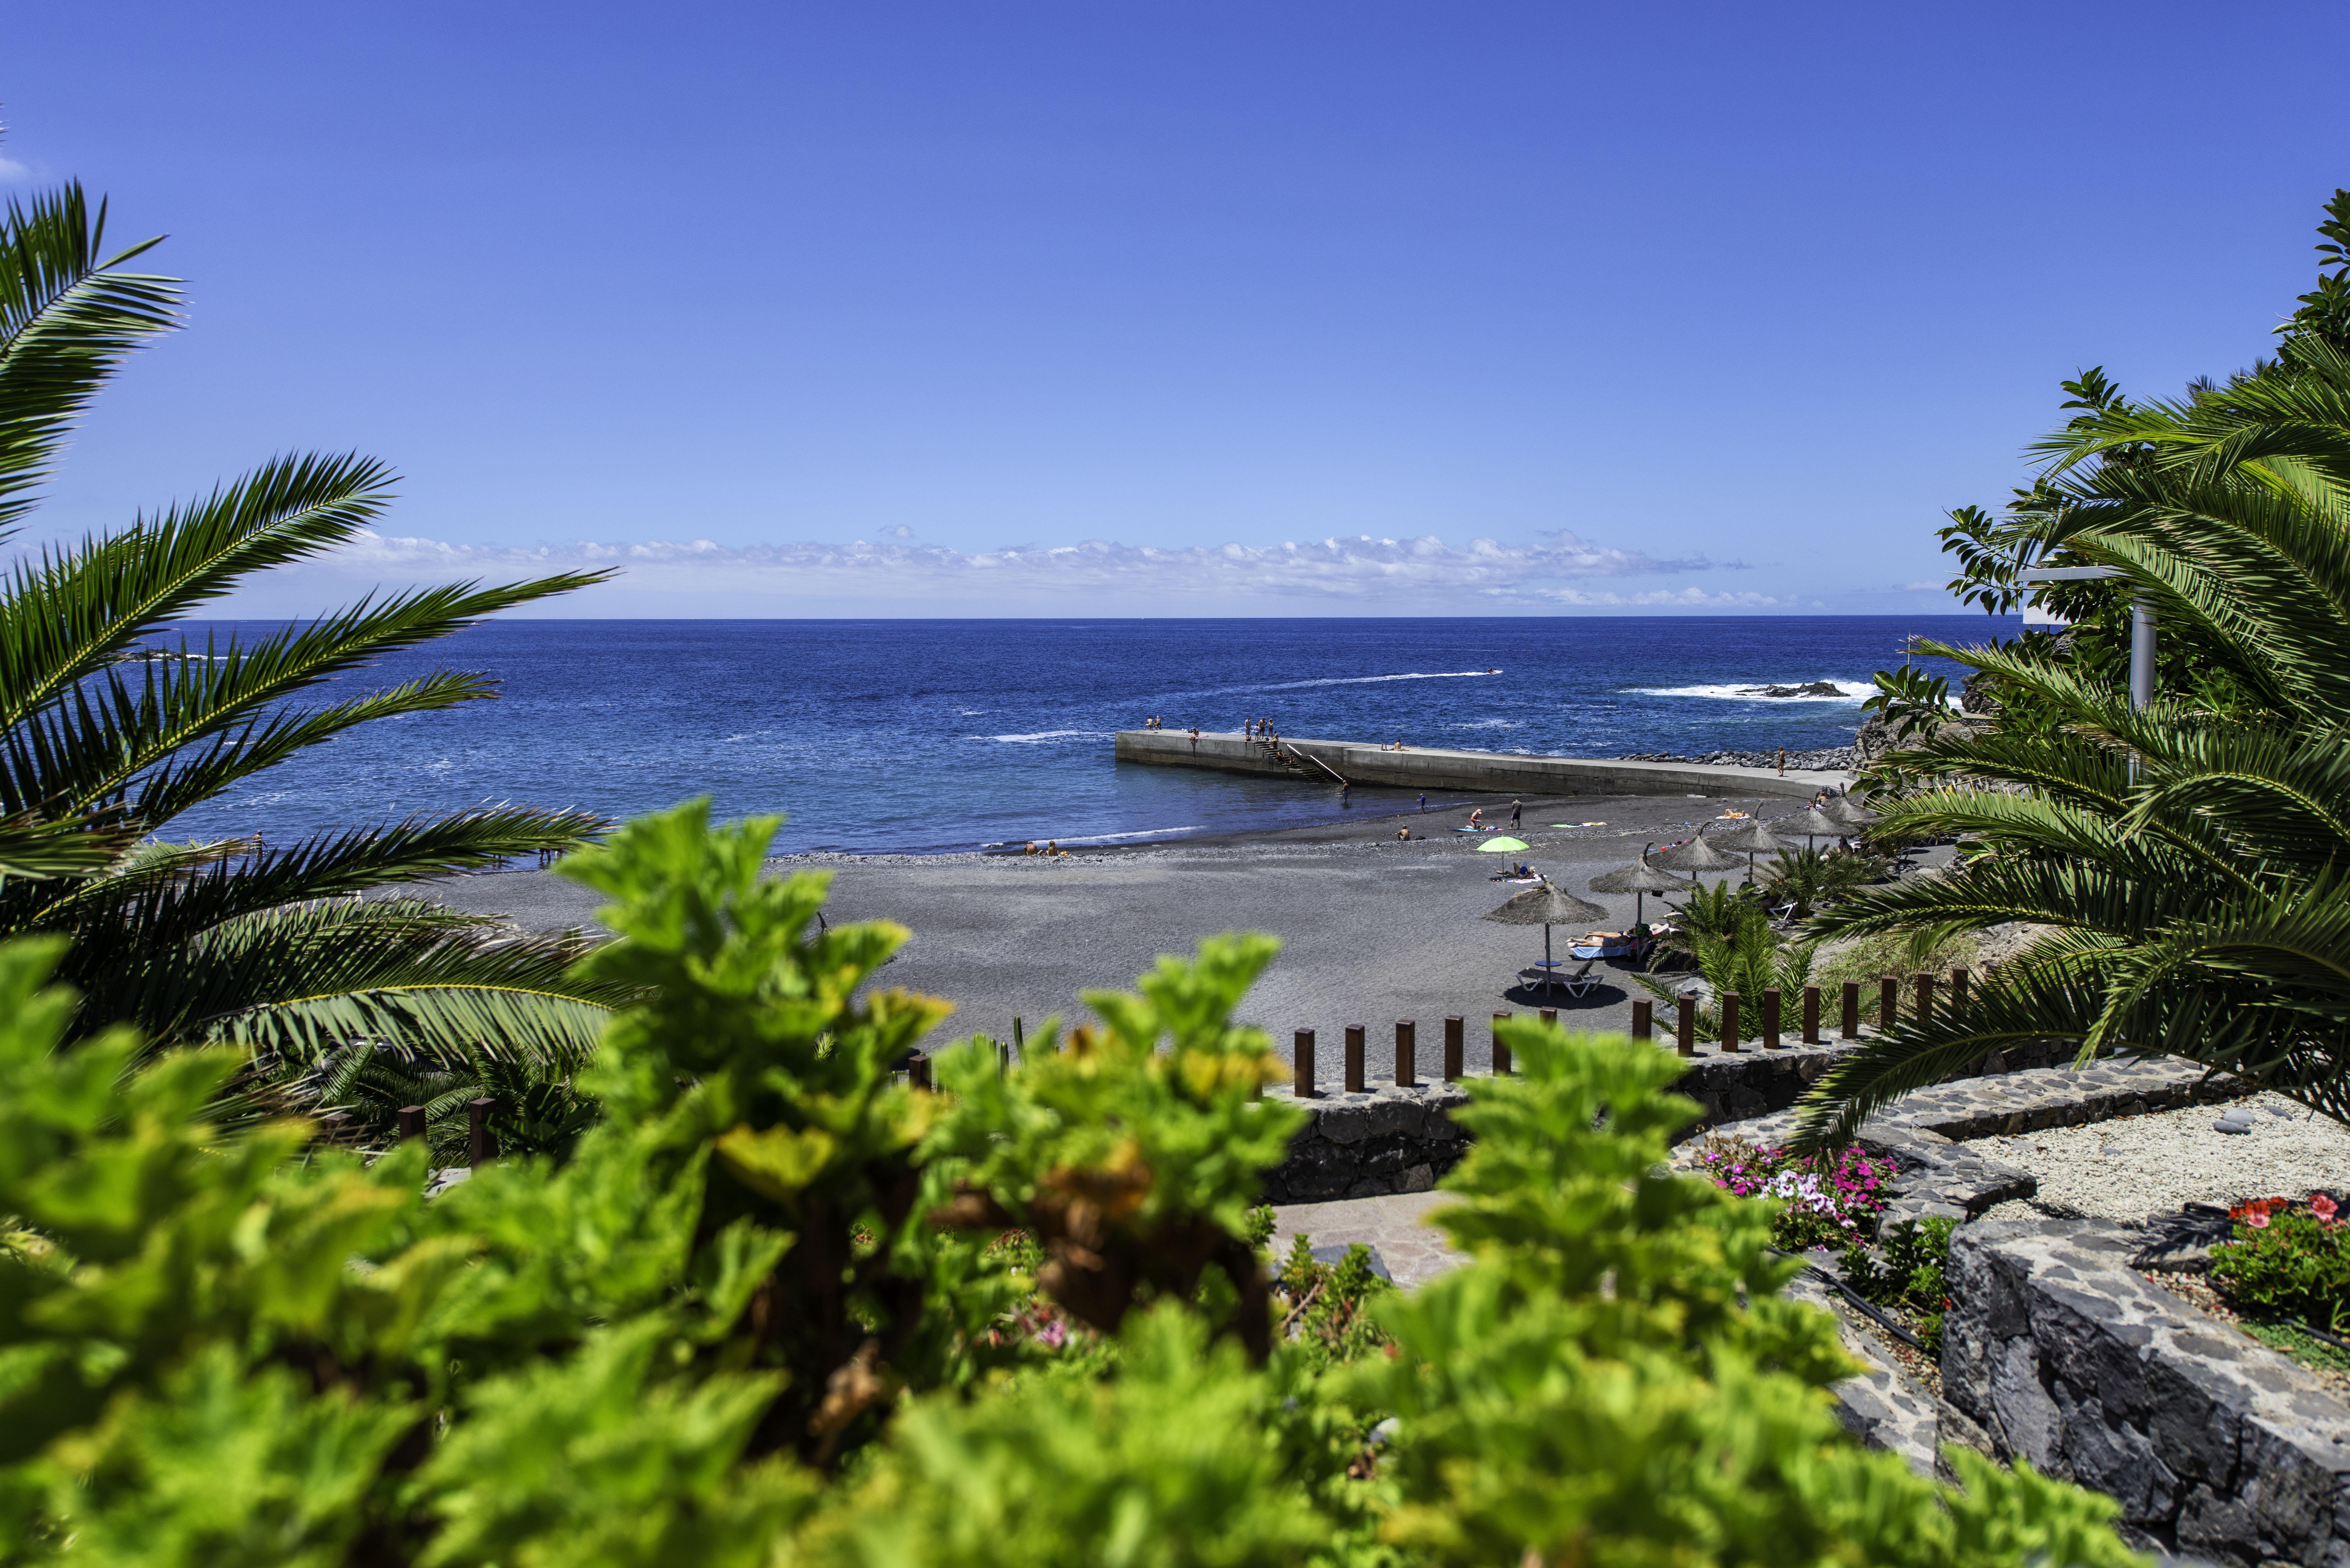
{"left": 1269, "top": 1190, "right": 1465, "bottom": 1287}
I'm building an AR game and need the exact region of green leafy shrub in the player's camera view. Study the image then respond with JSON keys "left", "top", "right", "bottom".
{"left": 1273, "top": 1236, "right": 1395, "bottom": 1371}
{"left": 2210, "top": 1195, "right": 2350, "bottom": 1332}
{"left": 0, "top": 801, "right": 2145, "bottom": 1566}
{"left": 1843, "top": 1215, "right": 1958, "bottom": 1355}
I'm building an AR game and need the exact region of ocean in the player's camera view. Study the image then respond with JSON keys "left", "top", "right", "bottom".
{"left": 168, "top": 615, "right": 2012, "bottom": 855}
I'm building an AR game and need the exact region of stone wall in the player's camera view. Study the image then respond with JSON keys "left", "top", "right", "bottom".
{"left": 1942, "top": 1218, "right": 2350, "bottom": 1566}
{"left": 1260, "top": 1082, "right": 1470, "bottom": 1203}
{"left": 1262, "top": 1034, "right": 2149, "bottom": 1205}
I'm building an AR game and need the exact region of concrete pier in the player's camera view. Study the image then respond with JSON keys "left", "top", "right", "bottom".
{"left": 1114, "top": 729, "right": 1848, "bottom": 800}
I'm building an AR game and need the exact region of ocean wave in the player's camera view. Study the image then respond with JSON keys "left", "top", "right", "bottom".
{"left": 970, "top": 729, "right": 1112, "bottom": 743}
{"left": 996, "top": 823, "right": 1212, "bottom": 846}
{"left": 1453, "top": 718, "right": 1524, "bottom": 730}
{"left": 1628, "top": 679, "right": 1873, "bottom": 702}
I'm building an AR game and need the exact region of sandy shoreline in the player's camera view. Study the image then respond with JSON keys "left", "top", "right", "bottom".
{"left": 413, "top": 787, "right": 1855, "bottom": 1080}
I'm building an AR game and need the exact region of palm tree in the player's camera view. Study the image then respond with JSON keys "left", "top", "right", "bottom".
{"left": 0, "top": 177, "right": 626, "bottom": 1146}
{"left": 1796, "top": 191, "right": 2350, "bottom": 1145}
{"left": 1635, "top": 887, "right": 1816, "bottom": 1044}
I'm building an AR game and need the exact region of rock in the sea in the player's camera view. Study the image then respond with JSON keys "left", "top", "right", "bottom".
{"left": 1734, "top": 681, "right": 1847, "bottom": 698}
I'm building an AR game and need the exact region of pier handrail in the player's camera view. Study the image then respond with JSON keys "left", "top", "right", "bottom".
{"left": 1286, "top": 743, "right": 1350, "bottom": 788}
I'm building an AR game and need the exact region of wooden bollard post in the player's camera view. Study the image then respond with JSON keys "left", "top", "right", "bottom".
{"left": 1540, "top": 1007, "right": 1557, "bottom": 1029}
{"left": 467, "top": 1096, "right": 498, "bottom": 1169}
{"left": 1879, "top": 976, "right": 1900, "bottom": 1031}
{"left": 1762, "top": 987, "right": 1782, "bottom": 1049}
{"left": 909, "top": 1055, "right": 932, "bottom": 1090}
{"left": 1721, "top": 991, "right": 1742, "bottom": 1053}
{"left": 1444, "top": 1015, "right": 1465, "bottom": 1080}
{"left": 1631, "top": 999, "right": 1652, "bottom": 1040}
{"left": 1013, "top": 1015, "right": 1025, "bottom": 1057}
{"left": 397, "top": 1104, "right": 427, "bottom": 1142}
{"left": 1840, "top": 981, "right": 1860, "bottom": 1039}
{"left": 1676, "top": 994, "right": 1696, "bottom": 1056}
{"left": 1344, "top": 1024, "right": 1366, "bottom": 1092}
{"left": 1801, "top": 985, "right": 1821, "bottom": 1044}
{"left": 1491, "top": 1012, "right": 1512, "bottom": 1076}
{"left": 1914, "top": 971, "right": 1936, "bottom": 1025}
{"left": 1395, "top": 1020, "right": 1416, "bottom": 1088}
{"left": 1951, "top": 966, "right": 1969, "bottom": 1005}
{"left": 1293, "top": 1029, "right": 1316, "bottom": 1099}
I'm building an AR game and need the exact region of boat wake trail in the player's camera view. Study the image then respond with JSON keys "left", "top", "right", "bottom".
{"left": 1199, "top": 669, "right": 1501, "bottom": 698}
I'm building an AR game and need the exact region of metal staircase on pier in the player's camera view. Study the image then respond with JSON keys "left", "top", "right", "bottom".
{"left": 1262, "top": 738, "right": 1349, "bottom": 788}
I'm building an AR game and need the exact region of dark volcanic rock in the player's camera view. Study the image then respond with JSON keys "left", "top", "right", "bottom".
{"left": 1735, "top": 681, "right": 1848, "bottom": 699}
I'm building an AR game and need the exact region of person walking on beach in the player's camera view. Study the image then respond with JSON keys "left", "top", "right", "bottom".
{"left": 1510, "top": 798, "right": 1522, "bottom": 830}
{"left": 1418, "top": 793, "right": 1426, "bottom": 813}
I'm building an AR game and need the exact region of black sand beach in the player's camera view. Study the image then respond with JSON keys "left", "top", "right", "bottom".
{"left": 410, "top": 789, "right": 1869, "bottom": 1081}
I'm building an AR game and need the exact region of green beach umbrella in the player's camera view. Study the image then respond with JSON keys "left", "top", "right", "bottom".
{"left": 1476, "top": 836, "right": 1531, "bottom": 853}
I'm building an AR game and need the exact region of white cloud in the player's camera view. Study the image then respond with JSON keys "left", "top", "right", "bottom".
{"left": 0, "top": 157, "right": 31, "bottom": 184}
{"left": 293, "top": 527, "right": 1766, "bottom": 610}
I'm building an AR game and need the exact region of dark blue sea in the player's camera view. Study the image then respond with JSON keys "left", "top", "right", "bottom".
{"left": 169, "top": 616, "right": 2011, "bottom": 855}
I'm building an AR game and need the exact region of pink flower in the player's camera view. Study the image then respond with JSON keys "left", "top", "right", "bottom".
{"left": 2247, "top": 1210, "right": 2271, "bottom": 1229}
{"left": 2314, "top": 1194, "right": 2339, "bottom": 1223}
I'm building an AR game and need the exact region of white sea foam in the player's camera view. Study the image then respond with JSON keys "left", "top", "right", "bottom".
{"left": 1629, "top": 679, "right": 1873, "bottom": 702}
{"left": 1046, "top": 827, "right": 1207, "bottom": 845}
{"left": 1453, "top": 718, "right": 1524, "bottom": 730}
{"left": 971, "top": 729, "right": 1111, "bottom": 743}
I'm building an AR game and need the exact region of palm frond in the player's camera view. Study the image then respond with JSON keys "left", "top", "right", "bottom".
{"left": 0, "top": 183, "right": 179, "bottom": 537}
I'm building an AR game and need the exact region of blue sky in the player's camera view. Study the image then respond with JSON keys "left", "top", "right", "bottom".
{"left": 8, "top": 3, "right": 2350, "bottom": 616}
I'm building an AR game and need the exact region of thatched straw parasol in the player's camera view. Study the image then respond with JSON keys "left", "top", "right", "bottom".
{"left": 1652, "top": 829, "right": 1740, "bottom": 884}
{"left": 1588, "top": 853, "right": 1680, "bottom": 925}
{"left": 1821, "top": 794, "right": 1879, "bottom": 828}
{"left": 1484, "top": 882, "right": 1611, "bottom": 973}
{"left": 1711, "top": 816, "right": 1790, "bottom": 881}
{"left": 1777, "top": 805, "right": 1848, "bottom": 848}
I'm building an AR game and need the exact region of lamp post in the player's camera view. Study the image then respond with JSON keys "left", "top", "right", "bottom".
{"left": 2021, "top": 564, "right": 2152, "bottom": 712}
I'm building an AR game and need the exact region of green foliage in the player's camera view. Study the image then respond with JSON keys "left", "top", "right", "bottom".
{"left": 1347, "top": 1021, "right": 2138, "bottom": 1568}
{"left": 808, "top": 1305, "right": 1332, "bottom": 1568}
{"left": 1273, "top": 1236, "right": 1395, "bottom": 1372}
{"left": 2210, "top": 1198, "right": 2350, "bottom": 1333}
{"left": 1636, "top": 885, "right": 1815, "bottom": 1043}
{"left": 917, "top": 933, "right": 1300, "bottom": 1360}
{"left": 0, "top": 803, "right": 2144, "bottom": 1565}
{"left": 1842, "top": 1216, "right": 1957, "bottom": 1355}
{"left": 1759, "top": 844, "right": 1888, "bottom": 919}
{"left": 1799, "top": 193, "right": 2350, "bottom": 1144}
{"left": 1861, "top": 666, "right": 1953, "bottom": 743}
{"left": 0, "top": 172, "right": 619, "bottom": 1142}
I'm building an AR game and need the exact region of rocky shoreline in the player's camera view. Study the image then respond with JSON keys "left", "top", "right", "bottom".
{"left": 1616, "top": 745, "right": 1858, "bottom": 771}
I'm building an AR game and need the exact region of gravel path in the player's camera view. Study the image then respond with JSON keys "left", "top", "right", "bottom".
{"left": 1978, "top": 1092, "right": 2350, "bottom": 1224}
